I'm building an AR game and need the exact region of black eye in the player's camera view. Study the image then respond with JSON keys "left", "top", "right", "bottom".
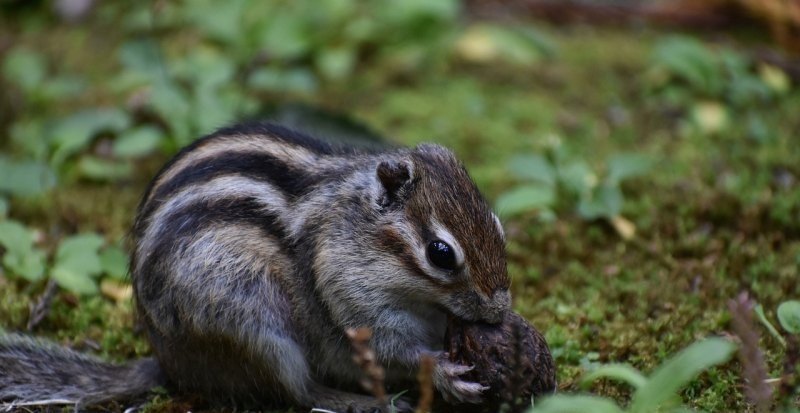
{"left": 427, "top": 240, "right": 457, "bottom": 270}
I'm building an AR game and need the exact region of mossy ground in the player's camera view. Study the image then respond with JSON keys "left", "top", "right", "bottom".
{"left": 1, "top": 5, "right": 799, "bottom": 413}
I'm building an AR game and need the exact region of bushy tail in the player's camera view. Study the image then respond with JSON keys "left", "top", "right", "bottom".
{"left": 0, "top": 333, "right": 164, "bottom": 409}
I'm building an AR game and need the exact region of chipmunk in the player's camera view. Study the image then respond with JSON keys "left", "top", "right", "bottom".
{"left": 0, "top": 122, "right": 511, "bottom": 412}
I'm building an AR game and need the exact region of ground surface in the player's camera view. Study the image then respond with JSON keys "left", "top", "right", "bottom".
{"left": 1, "top": 2, "right": 798, "bottom": 412}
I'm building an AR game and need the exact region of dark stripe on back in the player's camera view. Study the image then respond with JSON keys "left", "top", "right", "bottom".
{"left": 135, "top": 196, "right": 291, "bottom": 322}
{"left": 160, "top": 151, "right": 314, "bottom": 200}
{"left": 139, "top": 151, "right": 318, "bottom": 230}
{"left": 132, "top": 122, "right": 354, "bottom": 239}
{"left": 138, "top": 197, "right": 293, "bottom": 294}
{"left": 163, "top": 196, "right": 287, "bottom": 242}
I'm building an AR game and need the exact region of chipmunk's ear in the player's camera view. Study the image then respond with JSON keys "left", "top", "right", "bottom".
{"left": 376, "top": 160, "right": 413, "bottom": 207}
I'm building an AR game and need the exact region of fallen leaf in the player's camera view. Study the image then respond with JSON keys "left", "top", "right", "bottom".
{"left": 610, "top": 215, "right": 636, "bottom": 240}
{"left": 100, "top": 279, "right": 132, "bottom": 303}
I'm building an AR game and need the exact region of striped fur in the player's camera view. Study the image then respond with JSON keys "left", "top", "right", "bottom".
{"left": 129, "top": 122, "right": 510, "bottom": 411}
{"left": 0, "top": 334, "right": 163, "bottom": 409}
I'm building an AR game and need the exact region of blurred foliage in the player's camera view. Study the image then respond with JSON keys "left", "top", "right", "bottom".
{"left": 0, "top": 0, "right": 551, "bottom": 295}
{"left": 645, "top": 35, "right": 791, "bottom": 140}
{"left": 778, "top": 301, "right": 800, "bottom": 335}
{"left": 0, "top": 0, "right": 799, "bottom": 412}
{"left": 496, "top": 138, "right": 653, "bottom": 223}
{"left": 531, "top": 338, "right": 736, "bottom": 413}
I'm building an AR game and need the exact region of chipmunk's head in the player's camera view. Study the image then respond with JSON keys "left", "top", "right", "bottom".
{"left": 374, "top": 144, "right": 510, "bottom": 324}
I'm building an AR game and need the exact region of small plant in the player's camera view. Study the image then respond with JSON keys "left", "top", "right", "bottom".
{"left": 753, "top": 298, "right": 800, "bottom": 411}
{"left": 776, "top": 301, "right": 800, "bottom": 335}
{"left": 529, "top": 338, "right": 737, "bottom": 413}
{"left": 645, "top": 35, "right": 791, "bottom": 138}
{"left": 0, "top": 220, "right": 129, "bottom": 296}
{"left": 495, "top": 139, "right": 651, "bottom": 238}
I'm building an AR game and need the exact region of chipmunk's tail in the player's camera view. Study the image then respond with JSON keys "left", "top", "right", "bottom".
{"left": 0, "top": 333, "right": 164, "bottom": 409}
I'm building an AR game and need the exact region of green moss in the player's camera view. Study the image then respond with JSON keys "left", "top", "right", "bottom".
{"left": 2, "top": 3, "right": 799, "bottom": 412}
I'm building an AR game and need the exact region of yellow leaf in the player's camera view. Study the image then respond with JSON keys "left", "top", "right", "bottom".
{"left": 455, "top": 26, "right": 498, "bottom": 63}
{"left": 759, "top": 63, "right": 790, "bottom": 94}
{"left": 610, "top": 215, "right": 636, "bottom": 240}
{"left": 100, "top": 279, "right": 132, "bottom": 303}
{"left": 691, "top": 101, "right": 728, "bottom": 135}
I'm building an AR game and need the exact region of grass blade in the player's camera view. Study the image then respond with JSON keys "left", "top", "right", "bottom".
{"left": 528, "top": 394, "right": 624, "bottom": 413}
{"left": 581, "top": 363, "right": 648, "bottom": 390}
{"left": 629, "top": 338, "right": 736, "bottom": 413}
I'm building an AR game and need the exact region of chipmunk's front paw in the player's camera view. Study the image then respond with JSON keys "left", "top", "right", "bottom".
{"left": 433, "top": 354, "right": 488, "bottom": 404}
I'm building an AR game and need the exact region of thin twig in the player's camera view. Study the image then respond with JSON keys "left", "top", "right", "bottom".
{"left": 415, "top": 355, "right": 435, "bottom": 413}
{"left": 346, "top": 327, "right": 387, "bottom": 405}
{"left": 27, "top": 279, "right": 59, "bottom": 331}
{"left": 728, "top": 291, "right": 773, "bottom": 413}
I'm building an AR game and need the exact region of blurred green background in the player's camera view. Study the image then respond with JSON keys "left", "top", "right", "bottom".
{"left": 1, "top": 0, "right": 799, "bottom": 411}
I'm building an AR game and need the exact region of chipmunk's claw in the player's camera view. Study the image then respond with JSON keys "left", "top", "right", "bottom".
{"left": 433, "top": 353, "right": 487, "bottom": 404}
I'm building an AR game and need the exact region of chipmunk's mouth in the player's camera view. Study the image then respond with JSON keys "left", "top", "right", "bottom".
{"left": 440, "top": 289, "right": 510, "bottom": 325}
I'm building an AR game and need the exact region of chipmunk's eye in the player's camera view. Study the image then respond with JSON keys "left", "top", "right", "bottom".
{"left": 427, "top": 240, "right": 457, "bottom": 271}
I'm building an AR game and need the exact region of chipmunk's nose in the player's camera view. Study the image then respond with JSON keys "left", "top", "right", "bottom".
{"left": 481, "top": 288, "right": 510, "bottom": 324}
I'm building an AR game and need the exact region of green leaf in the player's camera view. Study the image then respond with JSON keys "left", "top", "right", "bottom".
{"left": 0, "top": 197, "right": 7, "bottom": 218}
{"left": 113, "top": 126, "right": 164, "bottom": 158}
{"left": 51, "top": 233, "right": 105, "bottom": 294}
{"left": 581, "top": 364, "right": 648, "bottom": 390}
{"left": 51, "top": 265, "right": 98, "bottom": 295}
{"left": 577, "top": 185, "right": 623, "bottom": 220}
{"left": 777, "top": 300, "right": 800, "bottom": 334}
{"left": 10, "top": 120, "right": 48, "bottom": 160}
{"left": 259, "top": 13, "right": 312, "bottom": 60}
{"left": 172, "top": 48, "right": 236, "bottom": 90}
{"left": 558, "top": 160, "right": 595, "bottom": 195}
{"left": 652, "top": 36, "right": 722, "bottom": 96}
{"left": 248, "top": 67, "right": 318, "bottom": 94}
{"left": 148, "top": 80, "right": 192, "bottom": 145}
{"left": 0, "top": 221, "right": 34, "bottom": 256}
{"left": 316, "top": 47, "right": 357, "bottom": 81}
{"left": 607, "top": 153, "right": 652, "bottom": 184}
{"left": 379, "top": 0, "right": 459, "bottom": 26}
{"left": 49, "top": 108, "right": 131, "bottom": 166}
{"left": 56, "top": 234, "right": 105, "bottom": 260}
{"left": 4, "top": 248, "right": 46, "bottom": 282}
{"left": 185, "top": 0, "right": 249, "bottom": 46}
{"left": 77, "top": 156, "right": 133, "bottom": 181}
{"left": 2, "top": 47, "right": 46, "bottom": 92}
{"left": 754, "top": 304, "right": 786, "bottom": 346}
{"left": 0, "top": 157, "right": 56, "bottom": 197}
{"left": 508, "top": 154, "right": 556, "bottom": 185}
{"left": 100, "top": 246, "right": 129, "bottom": 280}
{"left": 484, "top": 25, "right": 546, "bottom": 65}
{"left": 39, "top": 75, "right": 86, "bottom": 101}
{"left": 495, "top": 185, "right": 555, "bottom": 217}
{"left": 528, "top": 394, "right": 624, "bottom": 413}
{"left": 192, "top": 88, "right": 237, "bottom": 134}
{"left": 0, "top": 220, "right": 45, "bottom": 281}
{"left": 118, "top": 39, "right": 164, "bottom": 79}
{"left": 55, "top": 233, "right": 105, "bottom": 279}
{"left": 629, "top": 338, "right": 736, "bottom": 413}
